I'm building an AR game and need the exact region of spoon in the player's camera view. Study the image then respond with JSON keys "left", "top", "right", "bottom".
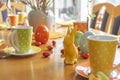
{"left": 0, "top": 51, "right": 11, "bottom": 59}
{"left": 112, "top": 63, "right": 120, "bottom": 71}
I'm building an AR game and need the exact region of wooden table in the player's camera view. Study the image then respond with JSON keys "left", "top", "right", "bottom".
{"left": 0, "top": 27, "right": 119, "bottom": 80}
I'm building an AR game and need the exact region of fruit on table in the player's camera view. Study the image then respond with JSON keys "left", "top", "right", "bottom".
{"left": 74, "top": 31, "right": 83, "bottom": 46}
{"left": 47, "top": 45, "right": 53, "bottom": 51}
{"left": 88, "top": 71, "right": 109, "bottom": 80}
{"left": 79, "top": 31, "right": 95, "bottom": 53}
{"left": 34, "top": 42, "right": 41, "bottom": 46}
{"left": 43, "top": 52, "right": 50, "bottom": 57}
{"left": 34, "top": 25, "right": 49, "bottom": 44}
{"left": 60, "top": 49, "right": 64, "bottom": 54}
{"left": 77, "top": 47, "right": 81, "bottom": 52}
{"left": 81, "top": 53, "right": 89, "bottom": 59}
{"left": 52, "top": 40, "right": 56, "bottom": 46}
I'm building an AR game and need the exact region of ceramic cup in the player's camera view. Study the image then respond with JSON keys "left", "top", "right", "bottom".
{"left": 87, "top": 35, "right": 118, "bottom": 75}
{"left": 73, "top": 22, "right": 88, "bottom": 33}
{"left": 17, "top": 12, "right": 25, "bottom": 25}
{"left": 6, "top": 14, "right": 18, "bottom": 27}
{"left": 9, "top": 26, "right": 33, "bottom": 53}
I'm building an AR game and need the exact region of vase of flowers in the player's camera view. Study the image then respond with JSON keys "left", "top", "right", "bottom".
{"left": 20, "top": 0, "right": 54, "bottom": 31}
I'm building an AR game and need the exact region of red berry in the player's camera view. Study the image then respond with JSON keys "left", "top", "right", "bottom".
{"left": 81, "top": 53, "right": 89, "bottom": 59}
{"left": 47, "top": 46, "right": 53, "bottom": 50}
{"left": 60, "top": 49, "right": 64, "bottom": 54}
{"left": 77, "top": 47, "right": 81, "bottom": 51}
{"left": 34, "top": 42, "right": 41, "bottom": 46}
{"left": 43, "top": 52, "right": 50, "bottom": 57}
{"left": 52, "top": 40, "right": 56, "bottom": 46}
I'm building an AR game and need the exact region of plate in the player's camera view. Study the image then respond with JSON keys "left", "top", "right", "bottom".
{"left": 75, "top": 61, "right": 120, "bottom": 79}
{"left": 0, "top": 44, "right": 8, "bottom": 51}
{"left": 0, "top": 39, "right": 8, "bottom": 51}
{"left": 3, "top": 46, "right": 41, "bottom": 56}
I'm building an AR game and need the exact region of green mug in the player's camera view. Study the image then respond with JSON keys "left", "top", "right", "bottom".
{"left": 10, "top": 26, "right": 33, "bottom": 53}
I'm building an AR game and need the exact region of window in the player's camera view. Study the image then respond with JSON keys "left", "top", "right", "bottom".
{"left": 54, "top": 0, "right": 90, "bottom": 22}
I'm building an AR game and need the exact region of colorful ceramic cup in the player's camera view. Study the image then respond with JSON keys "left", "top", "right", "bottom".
{"left": 10, "top": 26, "right": 33, "bottom": 53}
{"left": 87, "top": 35, "right": 118, "bottom": 75}
{"left": 17, "top": 12, "right": 25, "bottom": 25}
{"left": 73, "top": 22, "right": 87, "bottom": 33}
{"left": 6, "top": 14, "right": 18, "bottom": 27}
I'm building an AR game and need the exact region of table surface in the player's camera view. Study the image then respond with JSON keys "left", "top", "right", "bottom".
{"left": 0, "top": 27, "right": 120, "bottom": 80}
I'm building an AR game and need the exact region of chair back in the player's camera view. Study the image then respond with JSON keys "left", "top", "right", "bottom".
{"left": 11, "top": 2, "right": 25, "bottom": 14}
{"left": 90, "top": 3, "right": 115, "bottom": 33}
{"left": 0, "top": 2, "right": 25, "bottom": 23}
{"left": 0, "top": 2, "right": 8, "bottom": 23}
{"left": 111, "top": 5, "right": 120, "bottom": 35}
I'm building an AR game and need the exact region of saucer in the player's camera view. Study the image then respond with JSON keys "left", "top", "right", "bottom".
{"left": 3, "top": 46, "right": 41, "bottom": 56}
{"left": 75, "top": 61, "right": 120, "bottom": 79}
{"left": 0, "top": 39, "right": 8, "bottom": 51}
{"left": 0, "top": 43, "right": 8, "bottom": 51}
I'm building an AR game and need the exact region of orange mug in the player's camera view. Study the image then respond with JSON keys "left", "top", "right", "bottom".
{"left": 6, "top": 14, "right": 18, "bottom": 27}
{"left": 73, "top": 22, "right": 88, "bottom": 33}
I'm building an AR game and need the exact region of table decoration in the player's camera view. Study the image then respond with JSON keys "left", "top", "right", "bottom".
{"left": 20, "top": 0, "right": 54, "bottom": 31}
{"left": 74, "top": 31, "right": 83, "bottom": 47}
{"left": 34, "top": 25, "right": 49, "bottom": 44}
{"left": 63, "top": 27, "right": 78, "bottom": 64}
{"left": 79, "top": 31, "right": 95, "bottom": 53}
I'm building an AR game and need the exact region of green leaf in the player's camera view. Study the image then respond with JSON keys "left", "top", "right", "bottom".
{"left": 89, "top": 14, "right": 96, "bottom": 20}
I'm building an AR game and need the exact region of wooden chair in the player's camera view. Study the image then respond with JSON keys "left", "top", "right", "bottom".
{"left": 0, "top": 2, "right": 8, "bottom": 23}
{"left": 0, "top": 2, "right": 25, "bottom": 23}
{"left": 90, "top": 3, "right": 115, "bottom": 33}
{"left": 110, "top": 5, "right": 120, "bottom": 35}
{"left": 11, "top": 2, "right": 25, "bottom": 14}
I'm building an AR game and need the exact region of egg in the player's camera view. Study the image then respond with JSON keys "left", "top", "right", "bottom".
{"left": 79, "top": 31, "right": 95, "bottom": 53}
{"left": 74, "top": 31, "right": 83, "bottom": 46}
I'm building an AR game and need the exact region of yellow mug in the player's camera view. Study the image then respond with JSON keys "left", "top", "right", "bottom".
{"left": 87, "top": 35, "right": 118, "bottom": 75}
{"left": 17, "top": 12, "right": 25, "bottom": 25}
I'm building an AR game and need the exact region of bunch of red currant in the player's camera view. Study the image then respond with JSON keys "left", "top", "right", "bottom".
{"left": 60, "top": 46, "right": 89, "bottom": 59}
{"left": 42, "top": 40, "right": 56, "bottom": 57}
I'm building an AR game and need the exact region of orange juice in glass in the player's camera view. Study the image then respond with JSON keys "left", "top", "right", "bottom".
{"left": 87, "top": 35, "right": 118, "bottom": 75}
{"left": 73, "top": 22, "right": 87, "bottom": 33}
{"left": 18, "top": 12, "right": 25, "bottom": 25}
{"left": 7, "top": 14, "right": 18, "bottom": 27}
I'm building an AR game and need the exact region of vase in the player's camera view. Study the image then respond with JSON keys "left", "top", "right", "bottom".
{"left": 28, "top": 10, "right": 54, "bottom": 31}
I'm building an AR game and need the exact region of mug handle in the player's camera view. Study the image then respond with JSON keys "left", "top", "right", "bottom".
{"left": 6, "top": 17, "right": 10, "bottom": 27}
{"left": 9, "top": 30, "right": 19, "bottom": 51}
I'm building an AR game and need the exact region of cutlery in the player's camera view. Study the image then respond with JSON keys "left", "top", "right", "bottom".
{"left": 0, "top": 51, "right": 11, "bottom": 59}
